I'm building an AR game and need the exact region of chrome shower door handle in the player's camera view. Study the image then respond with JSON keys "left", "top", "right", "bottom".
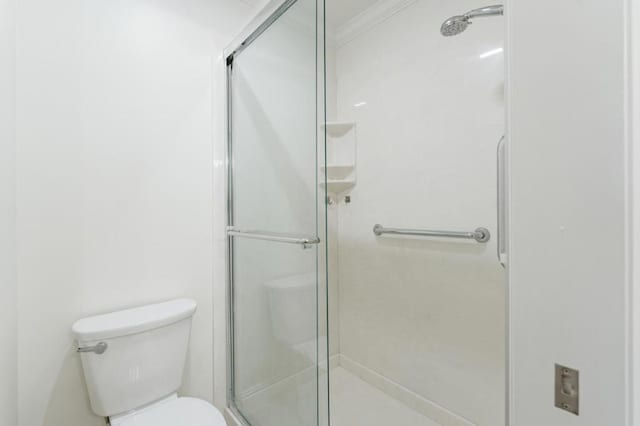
{"left": 497, "top": 135, "right": 507, "bottom": 267}
{"left": 77, "top": 342, "right": 108, "bottom": 355}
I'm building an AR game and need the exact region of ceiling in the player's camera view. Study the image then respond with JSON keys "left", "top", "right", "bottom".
{"left": 326, "top": 0, "right": 380, "bottom": 28}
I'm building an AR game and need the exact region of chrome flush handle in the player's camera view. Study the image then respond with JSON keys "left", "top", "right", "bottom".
{"left": 77, "top": 342, "right": 108, "bottom": 355}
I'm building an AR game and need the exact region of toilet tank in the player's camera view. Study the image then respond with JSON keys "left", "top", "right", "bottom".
{"left": 72, "top": 299, "right": 197, "bottom": 417}
{"left": 265, "top": 273, "right": 316, "bottom": 346}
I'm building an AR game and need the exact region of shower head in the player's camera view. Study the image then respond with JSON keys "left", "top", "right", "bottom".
{"left": 440, "top": 4, "right": 503, "bottom": 37}
{"left": 440, "top": 16, "right": 469, "bottom": 37}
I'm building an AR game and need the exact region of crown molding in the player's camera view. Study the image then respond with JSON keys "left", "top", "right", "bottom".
{"left": 334, "top": 0, "right": 418, "bottom": 47}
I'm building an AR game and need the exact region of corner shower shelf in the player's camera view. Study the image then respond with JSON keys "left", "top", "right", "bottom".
{"left": 321, "top": 121, "right": 356, "bottom": 198}
{"left": 321, "top": 164, "right": 355, "bottom": 180}
{"left": 321, "top": 179, "right": 356, "bottom": 195}
{"left": 322, "top": 121, "right": 356, "bottom": 137}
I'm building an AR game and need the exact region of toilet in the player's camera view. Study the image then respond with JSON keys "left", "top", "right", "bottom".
{"left": 72, "top": 299, "right": 226, "bottom": 426}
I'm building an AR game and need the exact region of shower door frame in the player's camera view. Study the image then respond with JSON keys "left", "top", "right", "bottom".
{"left": 223, "top": 0, "right": 328, "bottom": 424}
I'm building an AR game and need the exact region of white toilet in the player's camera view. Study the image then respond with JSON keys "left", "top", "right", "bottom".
{"left": 72, "top": 298, "right": 226, "bottom": 426}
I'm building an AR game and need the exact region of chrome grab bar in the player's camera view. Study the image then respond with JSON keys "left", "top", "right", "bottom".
{"left": 226, "top": 227, "right": 320, "bottom": 248}
{"left": 373, "top": 224, "right": 490, "bottom": 243}
{"left": 497, "top": 136, "right": 507, "bottom": 267}
{"left": 77, "top": 342, "right": 108, "bottom": 355}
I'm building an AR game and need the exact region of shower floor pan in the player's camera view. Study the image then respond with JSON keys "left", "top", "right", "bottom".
{"left": 235, "top": 366, "right": 457, "bottom": 426}
{"left": 330, "top": 367, "right": 440, "bottom": 426}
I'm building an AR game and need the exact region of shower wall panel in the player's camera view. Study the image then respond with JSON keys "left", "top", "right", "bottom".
{"left": 331, "top": 1, "right": 505, "bottom": 424}
{"left": 0, "top": 0, "right": 16, "bottom": 424}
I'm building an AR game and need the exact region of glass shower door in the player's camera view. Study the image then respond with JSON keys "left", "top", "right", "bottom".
{"left": 225, "top": 1, "right": 328, "bottom": 425}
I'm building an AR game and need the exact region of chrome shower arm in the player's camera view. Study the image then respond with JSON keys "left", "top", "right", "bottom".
{"left": 464, "top": 5, "right": 503, "bottom": 20}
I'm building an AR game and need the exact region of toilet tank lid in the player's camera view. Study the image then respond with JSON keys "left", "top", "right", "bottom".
{"left": 72, "top": 299, "right": 197, "bottom": 342}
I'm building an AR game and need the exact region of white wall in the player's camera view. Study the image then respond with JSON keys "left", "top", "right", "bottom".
{"left": 331, "top": 1, "right": 505, "bottom": 425}
{"left": 507, "top": 0, "right": 631, "bottom": 425}
{"left": 0, "top": 0, "right": 17, "bottom": 424}
{"left": 15, "top": 1, "right": 259, "bottom": 425}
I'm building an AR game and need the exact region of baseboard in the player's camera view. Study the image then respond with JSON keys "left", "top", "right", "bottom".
{"left": 337, "top": 354, "right": 476, "bottom": 426}
{"left": 224, "top": 407, "right": 244, "bottom": 426}
{"left": 238, "top": 353, "right": 340, "bottom": 402}
{"left": 226, "top": 354, "right": 339, "bottom": 425}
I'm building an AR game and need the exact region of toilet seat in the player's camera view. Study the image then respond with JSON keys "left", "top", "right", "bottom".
{"left": 110, "top": 396, "right": 226, "bottom": 426}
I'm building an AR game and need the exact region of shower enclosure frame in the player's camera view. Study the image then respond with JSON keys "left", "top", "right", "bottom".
{"left": 222, "top": 1, "right": 511, "bottom": 425}
{"left": 223, "top": 0, "right": 328, "bottom": 424}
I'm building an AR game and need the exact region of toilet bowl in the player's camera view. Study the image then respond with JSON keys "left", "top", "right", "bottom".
{"left": 72, "top": 299, "right": 226, "bottom": 426}
{"left": 109, "top": 394, "right": 225, "bottom": 426}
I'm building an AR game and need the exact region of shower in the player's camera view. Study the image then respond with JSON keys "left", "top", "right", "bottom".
{"left": 225, "top": 0, "right": 508, "bottom": 425}
{"left": 441, "top": 5, "right": 503, "bottom": 36}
